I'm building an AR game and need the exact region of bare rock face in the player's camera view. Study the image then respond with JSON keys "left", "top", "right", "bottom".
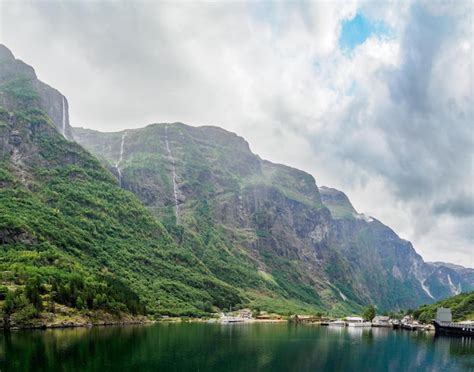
{"left": 36, "top": 80, "right": 73, "bottom": 140}
{"left": 0, "top": 44, "right": 74, "bottom": 140}
{"left": 320, "top": 186, "right": 474, "bottom": 308}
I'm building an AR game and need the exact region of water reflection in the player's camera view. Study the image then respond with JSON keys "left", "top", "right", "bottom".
{"left": 0, "top": 323, "right": 472, "bottom": 371}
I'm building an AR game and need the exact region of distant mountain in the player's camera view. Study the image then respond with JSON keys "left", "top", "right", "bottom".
{"left": 320, "top": 187, "right": 474, "bottom": 309}
{"left": 73, "top": 122, "right": 474, "bottom": 311}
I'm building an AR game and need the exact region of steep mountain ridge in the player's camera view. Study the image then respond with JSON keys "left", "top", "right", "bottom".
{"left": 0, "top": 45, "right": 74, "bottom": 140}
{"left": 74, "top": 123, "right": 474, "bottom": 311}
{"left": 74, "top": 123, "right": 361, "bottom": 313}
{"left": 320, "top": 187, "right": 474, "bottom": 308}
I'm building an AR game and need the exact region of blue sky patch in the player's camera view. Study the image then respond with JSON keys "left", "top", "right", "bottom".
{"left": 339, "top": 13, "right": 393, "bottom": 52}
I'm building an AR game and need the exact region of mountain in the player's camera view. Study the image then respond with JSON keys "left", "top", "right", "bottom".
{"left": 413, "top": 291, "right": 474, "bottom": 323}
{"left": 73, "top": 123, "right": 474, "bottom": 311}
{"left": 320, "top": 187, "right": 474, "bottom": 309}
{"left": 73, "top": 123, "right": 361, "bottom": 314}
{"left": 2, "top": 44, "right": 472, "bottom": 328}
{"left": 0, "top": 45, "right": 253, "bottom": 327}
{"left": 0, "top": 45, "right": 74, "bottom": 140}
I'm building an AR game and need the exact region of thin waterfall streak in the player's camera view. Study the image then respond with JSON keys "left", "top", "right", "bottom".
{"left": 115, "top": 132, "right": 126, "bottom": 187}
{"left": 61, "top": 96, "right": 67, "bottom": 139}
{"left": 165, "top": 125, "right": 179, "bottom": 223}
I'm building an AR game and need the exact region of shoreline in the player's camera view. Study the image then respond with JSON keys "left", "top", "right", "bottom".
{"left": 3, "top": 317, "right": 291, "bottom": 331}
{"left": 2, "top": 315, "right": 443, "bottom": 332}
{"left": 4, "top": 318, "right": 153, "bottom": 332}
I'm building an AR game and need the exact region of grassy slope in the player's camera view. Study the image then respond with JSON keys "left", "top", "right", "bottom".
{"left": 413, "top": 291, "right": 474, "bottom": 322}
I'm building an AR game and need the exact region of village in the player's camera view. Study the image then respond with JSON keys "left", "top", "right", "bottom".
{"left": 212, "top": 307, "right": 474, "bottom": 336}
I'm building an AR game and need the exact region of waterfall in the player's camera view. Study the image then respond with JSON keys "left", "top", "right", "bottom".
{"left": 115, "top": 132, "right": 126, "bottom": 187}
{"left": 62, "top": 96, "right": 67, "bottom": 139}
{"left": 165, "top": 125, "right": 180, "bottom": 224}
{"left": 420, "top": 279, "right": 434, "bottom": 299}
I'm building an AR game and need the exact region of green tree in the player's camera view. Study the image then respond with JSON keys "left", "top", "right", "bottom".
{"left": 3, "top": 290, "right": 15, "bottom": 316}
{"left": 362, "top": 304, "right": 376, "bottom": 321}
{"left": 76, "top": 296, "right": 85, "bottom": 310}
{"left": 25, "top": 278, "right": 43, "bottom": 312}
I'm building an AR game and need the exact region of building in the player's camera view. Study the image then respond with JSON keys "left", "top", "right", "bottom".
{"left": 372, "top": 316, "right": 390, "bottom": 327}
{"left": 436, "top": 308, "right": 452, "bottom": 323}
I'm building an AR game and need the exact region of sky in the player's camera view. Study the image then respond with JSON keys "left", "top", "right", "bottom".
{"left": 0, "top": 0, "right": 472, "bottom": 267}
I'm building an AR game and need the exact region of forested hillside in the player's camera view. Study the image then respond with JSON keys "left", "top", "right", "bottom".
{"left": 413, "top": 291, "right": 474, "bottom": 322}
{"left": 0, "top": 45, "right": 249, "bottom": 327}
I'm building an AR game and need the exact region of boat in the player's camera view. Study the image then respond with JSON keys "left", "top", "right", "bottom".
{"left": 432, "top": 307, "right": 474, "bottom": 336}
{"left": 328, "top": 319, "right": 346, "bottom": 327}
{"left": 345, "top": 316, "right": 372, "bottom": 327}
{"left": 391, "top": 320, "right": 401, "bottom": 329}
{"left": 401, "top": 323, "right": 425, "bottom": 331}
{"left": 220, "top": 316, "right": 245, "bottom": 323}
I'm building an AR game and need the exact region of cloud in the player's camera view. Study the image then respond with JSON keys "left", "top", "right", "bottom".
{"left": 0, "top": 1, "right": 472, "bottom": 266}
{"left": 433, "top": 196, "right": 474, "bottom": 218}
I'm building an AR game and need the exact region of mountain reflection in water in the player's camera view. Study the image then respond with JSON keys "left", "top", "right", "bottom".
{"left": 1, "top": 323, "right": 473, "bottom": 371}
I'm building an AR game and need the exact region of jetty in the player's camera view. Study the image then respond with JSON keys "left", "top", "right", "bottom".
{"left": 432, "top": 308, "right": 474, "bottom": 336}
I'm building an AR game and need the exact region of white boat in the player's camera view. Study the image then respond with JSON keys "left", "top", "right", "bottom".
{"left": 346, "top": 316, "right": 372, "bottom": 327}
{"left": 328, "top": 319, "right": 346, "bottom": 327}
{"left": 220, "top": 316, "right": 245, "bottom": 323}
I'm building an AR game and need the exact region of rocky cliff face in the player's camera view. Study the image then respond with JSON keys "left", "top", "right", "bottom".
{"left": 320, "top": 187, "right": 474, "bottom": 309}
{"left": 0, "top": 44, "right": 74, "bottom": 140}
{"left": 74, "top": 123, "right": 474, "bottom": 311}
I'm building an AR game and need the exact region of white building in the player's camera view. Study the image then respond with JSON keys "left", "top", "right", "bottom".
{"left": 436, "top": 308, "right": 452, "bottom": 323}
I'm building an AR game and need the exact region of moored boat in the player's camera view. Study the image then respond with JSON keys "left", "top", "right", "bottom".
{"left": 328, "top": 319, "right": 346, "bottom": 327}
{"left": 346, "top": 316, "right": 371, "bottom": 327}
{"left": 220, "top": 316, "right": 245, "bottom": 323}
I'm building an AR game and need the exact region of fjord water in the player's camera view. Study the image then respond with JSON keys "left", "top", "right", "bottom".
{"left": 1, "top": 324, "right": 473, "bottom": 371}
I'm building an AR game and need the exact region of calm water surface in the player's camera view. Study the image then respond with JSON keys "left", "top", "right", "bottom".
{"left": 1, "top": 323, "right": 473, "bottom": 371}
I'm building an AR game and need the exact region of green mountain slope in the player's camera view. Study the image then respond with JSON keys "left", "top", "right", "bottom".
{"left": 74, "top": 123, "right": 366, "bottom": 314}
{"left": 0, "top": 45, "right": 250, "bottom": 327}
{"left": 74, "top": 124, "right": 474, "bottom": 313}
{"left": 413, "top": 291, "right": 474, "bottom": 322}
